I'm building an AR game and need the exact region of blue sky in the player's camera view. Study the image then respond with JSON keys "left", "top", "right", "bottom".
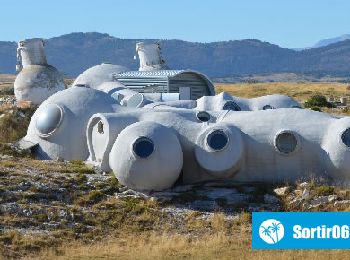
{"left": 1, "top": 0, "right": 349, "bottom": 48}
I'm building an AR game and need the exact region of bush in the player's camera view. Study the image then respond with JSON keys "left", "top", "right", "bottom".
{"left": 0, "top": 86, "right": 14, "bottom": 95}
{"left": 304, "top": 94, "right": 334, "bottom": 109}
{"left": 0, "top": 107, "right": 35, "bottom": 142}
{"left": 315, "top": 185, "right": 335, "bottom": 196}
{"left": 310, "top": 106, "right": 321, "bottom": 112}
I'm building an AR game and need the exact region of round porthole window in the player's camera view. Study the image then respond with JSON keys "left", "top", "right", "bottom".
{"left": 223, "top": 101, "right": 241, "bottom": 111}
{"left": 263, "top": 105, "right": 275, "bottom": 110}
{"left": 132, "top": 137, "right": 154, "bottom": 158}
{"left": 196, "top": 111, "right": 211, "bottom": 122}
{"left": 127, "top": 93, "right": 144, "bottom": 108}
{"left": 206, "top": 130, "right": 229, "bottom": 151}
{"left": 275, "top": 131, "right": 298, "bottom": 154}
{"left": 341, "top": 128, "right": 350, "bottom": 148}
{"left": 35, "top": 104, "right": 64, "bottom": 137}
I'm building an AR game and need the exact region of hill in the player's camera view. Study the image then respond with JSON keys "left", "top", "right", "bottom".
{"left": 313, "top": 34, "right": 350, "bottom": 48}
{"left": 1, "top": 32, "right": 350, "bottom": 78}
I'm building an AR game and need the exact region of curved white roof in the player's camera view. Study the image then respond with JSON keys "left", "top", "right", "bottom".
{"left": 73, "top": 63, "right": 129, "bottom": 89}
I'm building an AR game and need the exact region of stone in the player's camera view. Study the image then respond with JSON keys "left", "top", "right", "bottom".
{"left": 188, "top": 200, "right": 219, "bottom": 211}
{"left": 334, "top": 200, "right": 350, "bottom": 206}
{"left": 309, "top": 195, "right": 338, "bottom": 207}
{"left": 289, "top": 198, "right": 302, "bottom": 206}
{"left": 264, "top": 194, "right": 279, "bottom": 204}
{"left": 299, "top": 182, "right": 310, "bottom": 188}
{"left": 199, "top": 188, "right": 250, "bottom": 205}
{"left": 274, "top": 186, "right": 291, "bottom": 196}
{"left": 17, "top": 100, "right": 33, "bottom": 109}
{"left": 301, "top": 189, "right": 310, "bottom": 200}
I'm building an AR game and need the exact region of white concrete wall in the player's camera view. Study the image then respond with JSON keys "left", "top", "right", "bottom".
{"left": 22, "top": 87, "right": 350, "bottom": 192}
{"left": 144, "top": 92, "right": 301, "bottom": 111}
{"left": 87, "top": 108, "right": 350, "bottom": 190}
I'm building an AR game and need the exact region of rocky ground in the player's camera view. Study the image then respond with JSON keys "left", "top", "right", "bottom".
{"left": 1, "top": 144, "right": 350, "bottom": 258}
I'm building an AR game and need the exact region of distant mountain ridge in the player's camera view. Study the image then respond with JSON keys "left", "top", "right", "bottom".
{"left": 313, "top": 34, "right": 350, "bottom": 48}
{"left": 0, "top": 32, "right": 350, "bottom": 78}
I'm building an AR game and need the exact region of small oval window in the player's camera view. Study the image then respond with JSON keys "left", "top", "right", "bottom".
{"left": 127, "top": 93, "right": 144, "bottom": 108}
{"left": 275, "top": 131, "right": 298, "bottom": 154}
{"left": 196, "top": 111, "right": 211, "bottom": 122}
{"left": 263, "top": 105, "right": 275, "bottom": 110}
{"left": 206, "top": 130, "right": 229, "bottom": 151}
{"left": 341, "top": 128, "right": 350, "bottom": 148}
{"left": 97, "top": 121, "right": 104, "bottom": 134}
{"left": 133, "top": 137, "right": 154, "bottom": 158}
{"left": 223, "top": 101, "right": 241, "bottom": 111}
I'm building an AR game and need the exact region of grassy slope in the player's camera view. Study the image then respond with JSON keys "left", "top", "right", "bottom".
{"left": 216, "top": 82, "right": 349, "bottom": 101}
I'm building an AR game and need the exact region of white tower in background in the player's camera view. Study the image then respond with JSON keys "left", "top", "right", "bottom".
{"left": 14, "top": 38, "right": 65, "bottom": 106}
{"left": 136, "top": 42, "right": 168, "bottom": 71}
{"left": 16, "top": 38, "right": 47, "bottom": 72}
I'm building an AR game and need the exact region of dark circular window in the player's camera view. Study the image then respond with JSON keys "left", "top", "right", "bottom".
{"left": 223, "top": 101, "right": 241, "bottom": 111}
{"left": 207, "top": 130, "right": 229, "bottom": 151}
{"left": 275, "top": 132, "right": 298, "bottom": 154}
{"left": 196, "top": 111, "right": 211, "bottom": 122}
{"left": 133, "top": 137, "right": 154, "bottom": 158}
{"left": 341, "top": 128, "right": 350, "bottom": 147}
{"left": 263, "top": 105, "right": 275, "bottom": 110}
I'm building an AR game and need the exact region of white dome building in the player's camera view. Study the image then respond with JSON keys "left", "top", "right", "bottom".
{"left": 72, "top": 63, "right": 129, "bottom": 89}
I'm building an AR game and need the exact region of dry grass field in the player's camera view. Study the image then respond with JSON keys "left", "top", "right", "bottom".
{"left": 35, "top": 229, "right": 349, "bottom": 260}
{"left": 215, "top": 82, "right": 350, "bottom": 102}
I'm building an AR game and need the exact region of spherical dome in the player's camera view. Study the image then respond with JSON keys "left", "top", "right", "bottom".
{"left": 322, "top": 117, "right": 350, "bottom": 179}
{"left": 109, "top": 121, "right": 183, "bottom": 191}
{"left": 24, "top": 86, "right": 119, "bottom": 160}
{"left": 195, "top": 124, "right": 243, "bottom": 178}
{"left": 253, "top": 94, "right": 301, "bottom": 110}
{"left": 14, "top": 65, "right": 66, "bottom": 105}
{"left": 73, "top": 63, "right": 129, "bottom": 89}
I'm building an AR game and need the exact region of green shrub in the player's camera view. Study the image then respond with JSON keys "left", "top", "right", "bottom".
{"left": 0, "top": 143, "right": 31, "bottom": 157}
{"left": 0, "top": 107, "right": 35, "bottom": 142}
{"left": 75, "top": 190, "right": 104, "bottom": 206}
{"left": 315, "top": 185, "right": 335, "bottom": 196}
{"left": 310, "top": 106, "right": 321, "bottom": 112}
{"left": 304, "top": 95, "right": 334, "bottom": 109}
{"left": 0, "top": 87, "right": 14, "bottom": 95}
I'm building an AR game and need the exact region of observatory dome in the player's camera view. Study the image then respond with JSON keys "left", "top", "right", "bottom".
{"left": 73, "top": 63, "right": 129, "bottom": 89}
